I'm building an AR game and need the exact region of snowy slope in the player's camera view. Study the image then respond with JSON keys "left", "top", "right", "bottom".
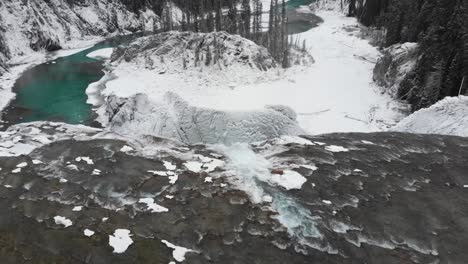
{"left": 0, "top": 0, "right": 161, "bottom": 65}
{"left": 393, "top": 96, "right": 468, "bottom": 137}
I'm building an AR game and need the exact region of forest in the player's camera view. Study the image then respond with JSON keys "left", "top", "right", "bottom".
{"left": 348, "top": 0, "right": 468, "bottom": 110}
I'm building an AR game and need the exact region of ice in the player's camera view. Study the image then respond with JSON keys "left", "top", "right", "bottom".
{"left": 271, "top": 170, "right": 307, "bottom": 190}
{"left": 109, "top": 229, "right": 134, "bottom": 254}
{"left": 120, "top": 145, "right": 134, "bottom": 152}
{"left": 86, "top": 48, "right": 114, "bottom": 60}
{"left": 300, "top": 165, "right": 318, "bottom": 171}
{"left": 84, "top": 229, "right": 95, "bottom": 237}
{"left": 101, "top": 93, "right": 304, "bottom": 145}
{"left": 72, "top": 206, "right": 83, "bottom": 212}
{"left": 163, "top": 161, "right": 177, "bottom": 171}
{"left": 325, "top": 145, "right": 349, "bottom": 152}
{"left": 139, "top": 198, "right": 169, "bottom": 213}
{"left": 16, "top": 162, "right": 28, "bottom": 168}
{"left": 204, "top": 177, "right": 213, "bottom": 183}
{"left": 276, "top": 135, "right": 315, "bottom": 145}
{"left": 11, "top": 168, "right": 21, "bottom": 173}
{"left": 184, "top": 161, "right": 203, "bottom": 173}
{"left": 67, "top": 164, "right": 79, "bottom": 171}
{"left": 161, "top": 240, "right": 195, "bottom": 262}
{"left": 75, "top": 157, "right": 94, "bottom": 165}
{"left": 54, "top": 216, "right": 73, "bottom": 228}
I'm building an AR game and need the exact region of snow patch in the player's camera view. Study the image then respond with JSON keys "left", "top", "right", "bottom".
{"left": 54, "top": 216, "right": 73, "bottom": 228}
{"left": 139, "top": 198, "right": 169, "bottom": 213}
{"left": 109, "top": 229, "right": 134, "bottom": 254}
{"left": 161, "top": 240, "right": 196, "bottom": 262}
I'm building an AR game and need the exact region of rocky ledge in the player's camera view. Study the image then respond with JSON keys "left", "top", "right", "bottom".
{"left": 0, "top": 122, "right": 467, "bottom": 263}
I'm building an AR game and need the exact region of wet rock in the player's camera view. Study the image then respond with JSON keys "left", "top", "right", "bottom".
{"left": 1, "top": 123, "right": 468, "bottom": 263}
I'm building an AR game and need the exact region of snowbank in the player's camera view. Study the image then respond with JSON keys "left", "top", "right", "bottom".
{"left": 393, "top": 96, "right": 468, "bottom": 137}
{"left": 87, "top": 48, "right": 114, "bottom": 60}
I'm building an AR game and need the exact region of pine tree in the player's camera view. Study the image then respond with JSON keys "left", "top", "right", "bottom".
{"left": 205, "top": 47, "right": 212, "bottom": 66}
{"left": 215, "top": 0, "right": 222, "bottom": 31}
{"left": 242, "top": 0, "right": 251, "bottom": 38}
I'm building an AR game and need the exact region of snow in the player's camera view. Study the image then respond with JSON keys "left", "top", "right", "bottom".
{"left": 393, "top": 96, "right": 468, "bottom": 137}
{"left": 204, "top": 177, "right": 213, "bottom": 183}
{"left": 322, "top": 200, "right": 333, "bottom": 205}
{"left": 163, "top": 161, "right": 177, "bottom": 171}
{"left": 72, "top": 206, "right": 83, "bottom": 212}
{"left": 300, "top": 164, "right": 318, "bottom": 171}
{"left": 16, "top": 162, "right": 28, "bottom": 168}
{"left": 95, "top": 9, "right": 406, "bottom": 143}
{"left": 161, "top": 240, "right": 195, "bottom": 262}
{"left": 271, "top": 170, "right": 307, "bottom": 190}
{"left": 275, "top": 135, "right": 315, "bottom": 145}
{"left": 86, "top": 48, "right": 114, "bottom": 60}
{"left": 139, "top": 198, "right": 169, "bottom": 213}
{"left": 120, "top": 145, "right": 134, "bottom": 152}
{"left": 109, "top": 229, "right": 134, "bottom": 254}
{"left": 32, "top": 160, "right": 43, "bottom": 164}
{"left": 75, "top": 157, "right": 94, "bottom": 165}
{"left": 325, "top": 145, "right": 349, "bottom": 152}
{"left": 84, "top": 229, "right": 95, "bottom": 237}
{"left": 54, "top": 216, "right": 73, "bottom": 228}
{"left": 184, "top": 161, "right": 203, "bottom": 173}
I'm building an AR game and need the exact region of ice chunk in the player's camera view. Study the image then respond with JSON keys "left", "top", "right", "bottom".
{"left": 139, "top": 198, "right": 169, "bottom": 213}
{"left": 325, "top": 145, "right": 349, "bottom": 152}
{"left": 87, "top": 48, "right": 114, "bottom": 60}
{"left": 54, "top": 216, "right": 73, "bottom": 228}
{"left": 161, "top": 240, "right": 195, "bottom": 262}
{"left": 72, "top": 206, "right": 83, "bottom": 212}
{"left": 84, "top": 229, "right": 95, "bottom": 237}
{"left": 109, "top": 229, "right": 133, "bottom": 253}
{"left": 120, "top": 145, "right": 134, "bottom": 152}
{"left": 271, "top": 170, "right": 307, "bottom": 190}
{"left": 75, "top": 157, "right": 94, "bottom": 165}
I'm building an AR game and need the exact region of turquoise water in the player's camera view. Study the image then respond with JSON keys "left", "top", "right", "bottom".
{"left": 1, "top": 35, "right": 140, "bottom": 126}
{"left": 286, "top": 0, "right": 316, "bottom": 9}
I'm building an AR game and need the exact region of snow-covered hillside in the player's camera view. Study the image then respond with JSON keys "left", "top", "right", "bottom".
{"left": 393, "top": 96, "right": 468, "bottom": 137}
{"left": 0, "top": 0, "right": 162, "bottom": 65}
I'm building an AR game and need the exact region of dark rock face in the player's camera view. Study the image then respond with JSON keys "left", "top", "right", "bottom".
{"left": 1, "top": 125, "right": 468, "bottom": 263}
{"left": 373, "top": 43, "right": 418, "bottom": 97}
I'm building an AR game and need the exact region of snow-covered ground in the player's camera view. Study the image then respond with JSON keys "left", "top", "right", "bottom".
{"left": 98, "top": 9, "right": 406, "bottom": 138}
{"left": 393, "top": 96, "right": 468, "bottom": 137}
